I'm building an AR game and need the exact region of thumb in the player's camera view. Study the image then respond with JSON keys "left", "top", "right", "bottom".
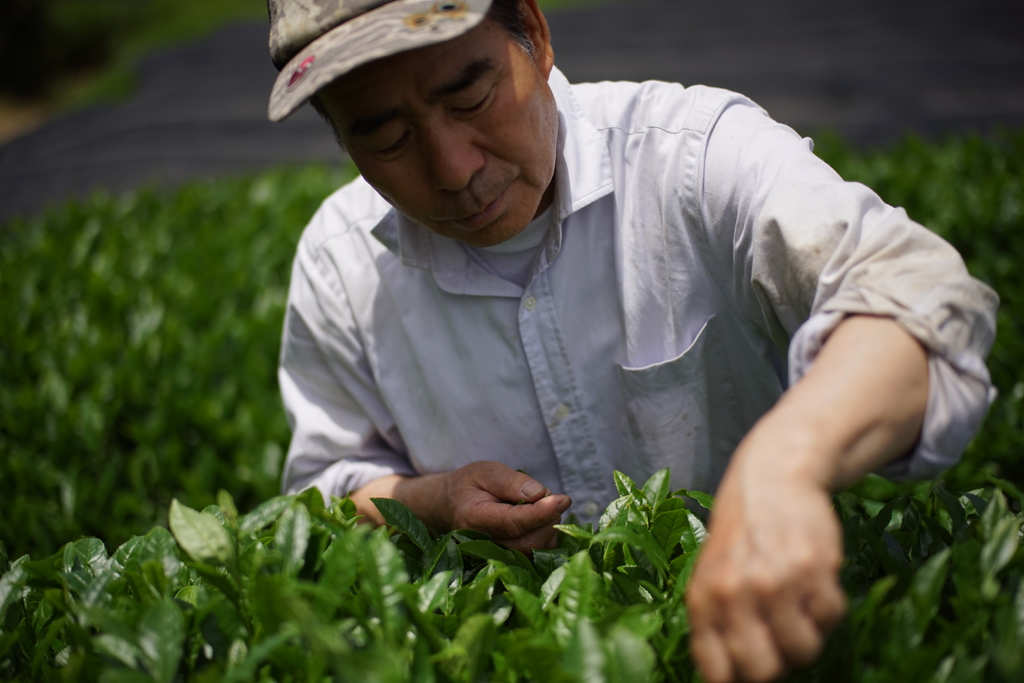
{"left": 490, "top": 466, "right": 551, "bottom": 504}
{"left": 474, "top": 492, "right": 572, "bottom": 540}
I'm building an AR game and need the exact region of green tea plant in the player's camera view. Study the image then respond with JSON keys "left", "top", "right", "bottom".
{"left": 0, "top": 165, "right": 355, "bottom": 560}
{"left": 1, "top": 469, "right": 1021, "bottom": 682}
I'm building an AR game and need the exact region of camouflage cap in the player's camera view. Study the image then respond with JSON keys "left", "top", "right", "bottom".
{"left": 268, "top": 0, "right": 493, "bottom": 122}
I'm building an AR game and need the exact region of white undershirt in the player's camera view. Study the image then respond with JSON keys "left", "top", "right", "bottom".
{"left": 463, "top": 204, "right": 554, "bottom": 288}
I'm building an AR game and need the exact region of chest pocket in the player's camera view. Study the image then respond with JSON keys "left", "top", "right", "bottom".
{"left": 616, "top": 315, "right": 746, "bottom": 495}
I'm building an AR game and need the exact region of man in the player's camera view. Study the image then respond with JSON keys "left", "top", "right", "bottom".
{"left": 267, "top": 1, "right": 997, "bottom": 681}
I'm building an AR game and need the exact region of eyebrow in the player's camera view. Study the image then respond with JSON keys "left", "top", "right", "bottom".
{"left": 346, "top": 59, "right": 497, "bottom": 140}
{"left": 347, "top": 108, "right": 400, "bottom": 140}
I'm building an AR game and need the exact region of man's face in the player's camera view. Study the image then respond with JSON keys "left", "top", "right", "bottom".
{"left": 316, "top": 5, "right": 558, "bottom": 248}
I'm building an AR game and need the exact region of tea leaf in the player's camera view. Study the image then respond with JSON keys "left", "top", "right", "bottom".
{"left": 652, "top": 508, "right": 689, "bottom": 555}
{"left": 980, "top": 516, "right": 1022, "bottom": 598}
{"left": 137, "top": 527, "right": 183, "bottom": 580}
{"left": 217, "top": 490, "right": 239, "bottom": 525}
{"left": 507, "top": 584, "right": 545, "bottom": 630}
{"left": 936, "top": 488, "right": 967, "bottom": 534}
{"left": 93, "top": 633, "right": 143, "bottom": 670}
{"left": 553, "top": 524, "right": 594, "bottom": 541}
{"left": 425, "top": 531, "right": 462, "bottom": 578}
{"left": 541, "top": 562, "right": 569, "bottom": 610}
{"left": 598, "top": 496, "right": 629, "bottom": 531}
{"left": 673, "top": 489, "right": 715, "bottom": 511}
{"left": 557, "top": 552, "right": 599, "bottom": 624}
{"left": 532, "top": 547, "right": 569, "bottom": 579}
{"left": 1015, "top": 580, "right": 1024, "bottom": 645}
{"left": 604, "top": 624, "right": 656, "bottom": 681}
{"left": 457, "top": 540, "right": 541, "bottom": 584}
{"left": 372, "top": 497, "right": 434, "bottom": 556}
{"left": 441, "top": 613, "right": 497, "bottom": 682}
{"left": 641, "top": 469, "right": 672, "bottom": 507}
{"left": 0, "top": 556, "right": 29, "bottom": 622}
{"left": 614, "top": 471, "right": 642, "bottom": 499}
{"left": 563, "top": 618, "right": 603, "bottom": 681}
{"left": 908, "top": 548, "right": 950, "bottom": 630}
{"left": 169, "top": 499, "right": 234, "bottom": 567}
{"left": 238, "top": 495, "right": 293, "bottom": 535}
{"left": 274, "top": 503, "right": 311, "bottom": 576}
{"left": 137, "top": 599, "right": 185, "bottom": 683}
{"left": 416, "top": 571, "right": 452, "bottom": 614}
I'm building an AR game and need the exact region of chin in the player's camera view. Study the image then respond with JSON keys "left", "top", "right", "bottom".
{"left": 478, "top": 219, "right": 530, "bottom": 247}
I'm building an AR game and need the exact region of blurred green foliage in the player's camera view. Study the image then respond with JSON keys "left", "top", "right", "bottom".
{"left": 0, "top": 129, "right": 1021, "bottom": 564}
{"left": 0, "top": 164, "right": 356, "bottom": 560}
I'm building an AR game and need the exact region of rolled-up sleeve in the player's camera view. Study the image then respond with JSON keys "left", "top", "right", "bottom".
{"left": 701, "top": 100, "right": 999, "bottom": 480}
{"left": 278, "top": 220, "right": 415, "bottom": 499}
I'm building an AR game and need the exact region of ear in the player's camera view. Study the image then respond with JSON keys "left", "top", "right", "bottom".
{"left": 520, "top": 0, "right": 555, "bottom": 79}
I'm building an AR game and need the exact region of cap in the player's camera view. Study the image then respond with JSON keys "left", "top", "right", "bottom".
{"left": 267, "top": 0, "right": 493, "bottom": 122}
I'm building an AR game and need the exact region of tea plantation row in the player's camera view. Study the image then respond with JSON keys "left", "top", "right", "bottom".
{"left": 2, "top": 470, "right": 1022, "bottom": 681}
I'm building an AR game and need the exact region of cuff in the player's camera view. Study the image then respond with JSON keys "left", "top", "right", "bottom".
{"left": 788, "top": 310, "right": 996, "bottom": 482}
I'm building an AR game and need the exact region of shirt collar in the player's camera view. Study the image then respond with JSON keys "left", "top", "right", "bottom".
{"left": 370, "top": 66, "right": 614, "bottom": 292}
{"left": 547, "top": 66, "right": 615, "bottom": 225}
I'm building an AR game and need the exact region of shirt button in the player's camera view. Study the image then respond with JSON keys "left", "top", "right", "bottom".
{"left": 582, "top": 501, "right": 600, "bottom": 517}
{"left": 554, "top": 403, "right": 570, "bottom": 421}
{"left": 523, "top": 296, "right": 536, "bottom": 311}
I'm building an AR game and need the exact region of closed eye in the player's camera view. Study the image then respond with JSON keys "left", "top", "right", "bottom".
{"left": 452, "top": 88, "right": 493, "bottom": 115}
{"left": 374, "top": 132, "right": 410, "bottom": 157}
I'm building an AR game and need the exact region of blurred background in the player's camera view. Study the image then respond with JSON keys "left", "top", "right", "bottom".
{"left": 1, "top": 0, "right": 1022, "bottom": 562}
{"left": 1, "top": 0, "right": 1022, "bottom": 224}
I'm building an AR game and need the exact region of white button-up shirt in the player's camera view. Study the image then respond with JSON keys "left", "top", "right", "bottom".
{"left": 278, "top": 67, "right": 997, "bottom": 524}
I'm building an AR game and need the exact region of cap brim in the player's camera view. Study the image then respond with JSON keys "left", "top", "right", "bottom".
{"left": 269, "top": 0, "right": 493, "bottom": 122}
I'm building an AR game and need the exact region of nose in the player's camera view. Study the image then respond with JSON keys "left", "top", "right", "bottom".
{"left": 421, "top": 123, "right": 484, "bottom": 192}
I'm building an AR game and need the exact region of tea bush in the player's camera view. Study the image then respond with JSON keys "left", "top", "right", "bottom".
{"left": 1, "top": 470, "right": 1021, "bottom": 681}
{"left": 1, "top": 164, "right": 356, "bottom": 559}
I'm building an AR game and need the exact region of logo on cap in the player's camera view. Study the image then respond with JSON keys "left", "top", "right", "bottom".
{"left": 406, "top": 1, "right": 468, "bottom": 30}
{"left": 288, "top": 56, "right": 316, "bottom": 88}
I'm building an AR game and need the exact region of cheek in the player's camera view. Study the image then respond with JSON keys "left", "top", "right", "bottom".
{"left": 517, "top": 90, "right": 558, "bottom": 186}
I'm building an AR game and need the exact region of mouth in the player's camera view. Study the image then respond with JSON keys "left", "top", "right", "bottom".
{"left": 451, "top": 188, "right": 506, "bottom": 231}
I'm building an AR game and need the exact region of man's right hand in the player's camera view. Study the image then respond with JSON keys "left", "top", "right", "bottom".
{"left": 349, "top": 461, "right": 572, "bottom": 554}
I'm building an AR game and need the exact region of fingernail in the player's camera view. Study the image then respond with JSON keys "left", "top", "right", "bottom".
{"left": 557, "top": 496, "right": 572, "bottom": 513}
{"left": 521, "top": 481, "right": 544, "bottom": 498}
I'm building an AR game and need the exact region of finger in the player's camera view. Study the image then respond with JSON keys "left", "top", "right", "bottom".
{"left": 724, "top": 609, "right": 785, "bottom": 683}
{"left": 764, "top": 590, "right": 825, "bottom": 668}
{"left": 690, "top": 559, "right": 786, "bottom": 683}
{"left": 470, "top": 462, "right": 551, "bottom": 504}
{"left": 690, "top": 627, "right": 734, "bottom": 683}
{"left": 472, "top": 494, "right": 571, "bottom": 539}
{"left": 805, "top": 576, "right": 848, "bottom": 632}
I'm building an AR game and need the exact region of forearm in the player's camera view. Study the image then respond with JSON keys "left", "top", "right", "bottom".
{"left": 349, "top": 473, "right": 449, "bottom": 530}
{"left": 739, "top": 314, "right": 929, "bottom": 490}
{"left": 687, "top": 315, "right": 930, "bottom": 683}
